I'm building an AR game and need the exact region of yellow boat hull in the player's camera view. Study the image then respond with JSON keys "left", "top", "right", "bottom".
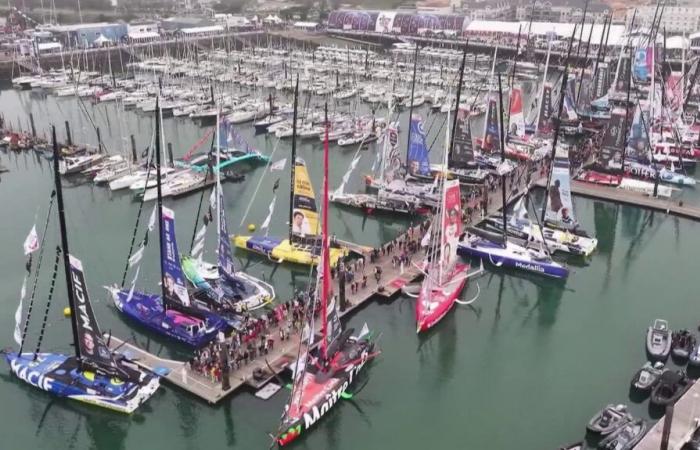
{"left": 232, "top": 235, "right": 346, "bottom": 267}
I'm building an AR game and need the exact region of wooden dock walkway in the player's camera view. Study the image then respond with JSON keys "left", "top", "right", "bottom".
{"left": 105, "top": 164, "right": 537, "bottom": 404}
{"left": 635, "top": 379, "right": 700, "bottom": 450}
{"left": 534, "top": 179, "right": 700, "bottom": 222}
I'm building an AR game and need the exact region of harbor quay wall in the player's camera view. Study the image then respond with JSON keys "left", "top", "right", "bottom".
{"left": 0, "top": 30, "right": 267, "bottom": 81}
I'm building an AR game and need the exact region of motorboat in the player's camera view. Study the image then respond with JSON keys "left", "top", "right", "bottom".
{"left": 597, "top": 418, "right": 647, "bottom": 450}
{"left": 253, "top": 115, "right": 284, "bottom": 134}
{"left": 630, "top": 361, "right": 666, "bottom": 392}
{"left": 59, "top": 154, "right": 104, "bottom": 175}
{"left": 587, "top": 404, "right": 631, "bottom": 435}
{"left": 646, "top": 319, "right": 672, "bottom": 360}
{"left": 672, "top": 330, "right": 696, "bottom": 360}
{"left": 650, "top": 370, "right": 691, "bottom": 407}
{"left": 689, "top": 343, "right": 700, "bottom": 367}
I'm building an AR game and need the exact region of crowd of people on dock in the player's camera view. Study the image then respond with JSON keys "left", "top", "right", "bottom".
{"left": 188, "top": 294, "right": 313, "bottom": 383}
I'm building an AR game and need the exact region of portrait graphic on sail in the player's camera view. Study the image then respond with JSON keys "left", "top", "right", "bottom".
{"left": 406, "top": 118, "right": 431, "bottom": 177}
{"left": 451, "top": 106, "right": 474, "bottom": 167}
{"left": 161, "top": 207, "right": 191, "bottom": 307}
{"left": 545, "top": 149, "right": 577, "bottom": 229}
{"left": 292, "top": 159, "right": 319, "bottom": 237}
{"left": 440, "top": 179, "right": 462, "bottom": 279}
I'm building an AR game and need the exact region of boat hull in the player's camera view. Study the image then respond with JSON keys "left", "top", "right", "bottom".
{"left": 109, "top": 289, "right": 228, "bottom": 347}
{"left": 232, "top": 235, "right": 346, "bottom": 267}
{"left": 416, "top": 263, "right": 469, "bottom": 332}
{"left": 277, "top": 337, "right": 377, "bottom": 446}
{"left": 457, "top": 239, "right": 569, "bottom": 279}
{"left": 5, "top": 352, "right": 159, "bottom": 414}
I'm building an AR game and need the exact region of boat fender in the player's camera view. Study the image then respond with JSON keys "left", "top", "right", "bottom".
{"left": 63, "top": 307, "right": 71, "bottom": 317}
{"left": 248, "top": 223, "right": 256, "bottom": 232}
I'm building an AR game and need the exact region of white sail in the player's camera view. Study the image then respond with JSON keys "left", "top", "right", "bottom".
{"left": 334, "top": 154, "right": 361, "bottom": 196}
{"left": 261, "top": 195, "right": 276, "bottom": 233}
{"left": 13, "top": 276, "right": 27, "bottom": 346}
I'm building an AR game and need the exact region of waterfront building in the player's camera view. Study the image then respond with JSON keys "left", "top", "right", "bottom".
{"left": 628, "top": 0, "right": 700, "bottom": 35}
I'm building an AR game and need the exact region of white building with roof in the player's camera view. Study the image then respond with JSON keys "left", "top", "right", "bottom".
{"left": 628, "top": 0, "right": 700, "bottom": 35}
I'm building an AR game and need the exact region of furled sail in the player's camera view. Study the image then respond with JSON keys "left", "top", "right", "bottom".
{"left": 217, "top": 192, "right": 236, "bottom": 283}
{"left": 482, "top": 95, "right": 501, "bottom": 153}
{"left": 161, "top": 207, "right": 191, "bottom": 307}
{"left": 508, "top": 85, "right": 526, "bottom": 137}
{"left": 381, "top": 125, "right": 402, "bottom": 184}
{"left": 627, "top": 103, "right": 650, "bottom": 161}
{"left": 598, "top": 107, "right": 627, "bottom": 170}
{"left": 613, "top": 56, "right": 632, "bottom": 94}
{"left": 68, "top": 254, "right": 121, "bottom": 372}
{"left": 536, "top": 84, "right": 554, "bottom": 136}
{"left": 406, "top": 118, "right": 431, "bottom": 177}
{"left": 291, "top": 158, "right": 319, "bottom": 238}
{"left": 451, "top": 105, "right": 474, "bottom": 167}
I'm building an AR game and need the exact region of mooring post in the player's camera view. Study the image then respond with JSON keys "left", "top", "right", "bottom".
{"left": 64, "top": 121, "right": 72, "bottom": 146}
{"left": 167, "top": 142, "right": 174, "bottom": 167}
{"left": 130, "top": 134, "right": 137, "bottom": 162}
{"left": 29, "top": 113, "right": 36, "bottom": 137}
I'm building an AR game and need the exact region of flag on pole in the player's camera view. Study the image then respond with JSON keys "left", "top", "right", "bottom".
{"left": 270, "top": 158, "right": 287, "bottom": 172}
{"left": 23, "top": 225, "right": 39, "bottom": 255}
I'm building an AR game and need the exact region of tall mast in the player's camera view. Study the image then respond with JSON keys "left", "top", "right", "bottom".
{"left": 405, "top": 43, "right": 419, "bottom": 167}
{"left": 448, "top": 42, "right": 468, "bottom": 167}
{"left": 52, "top": 126, "right": 81, "bottom": 360}
{"left": 320, "top": 103, "right": 330, "bottom": 361}
{"left": 155, "top": 97, "right": 167, "bottom": 311}
{"left": 497, "top": 74, "right": 507, "bottom": 247}
{"left": 576, "top": 18, "right": 595, "bottom": 106}
{"left": 535, "top": 40, "right": 552, "bottom": 135}
{"left": 216, "top": 110, "right": 221, "bottom": 239}
{"left": 541, "top": 27, "right": 576, "bottom": 224}
{"left": 288, "top": 77, "right": 299, "bottom": 242}
{"left": 592, "top": 14, "right": 608, "bottom": 99}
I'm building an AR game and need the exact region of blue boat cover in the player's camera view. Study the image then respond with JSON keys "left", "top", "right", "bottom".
{"left": 246, "top": 235, "right": 283, "bottom": 254}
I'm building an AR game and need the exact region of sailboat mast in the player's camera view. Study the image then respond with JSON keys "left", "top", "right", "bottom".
{"left": 535, "top": 40, "right": 552, "bottom": 135}
{"left": 591, "top": 14, "right": 608, "bottom": 100}
{"left": 154, "top": 98, "right": 168, "bottom": 310}
{"left": 216, "top": 111, "right": 221, "bottom": 237}
{"left": 320, "top": 103, "right": 330, "bottom": 361}
{"left": 288, "top": 78, "right": 299, "bottom": 243}
{"left": 52, "top": 126, "right": 81, "bottom": 360}
{"left": 541, "top": 28, "right": 576, "bottom": 224}
{"left": 448, "top": 42, "right": 468, "bottom": 166}
{"left": 497, "top": 74, "right": 507, "bottom": 246}
{"left": 405, "top": 43, "right": 419, "bottom": 165}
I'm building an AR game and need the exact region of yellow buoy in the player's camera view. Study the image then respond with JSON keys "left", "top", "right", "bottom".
{"left": 63, "top": 307, "right": 71, "bottom": 317}
{"left": 248, "top": 223, "right": 256, "bottom": 232}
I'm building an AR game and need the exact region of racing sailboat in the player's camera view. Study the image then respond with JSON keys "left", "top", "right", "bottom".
{"left": 107, "top": 100, "right": 229, "bottom": 347}
{"left": 416, "top": 104, "right": 471, "bottom": 332}
{"left": 458, "top": 75, "right": 569, "bottom": 279}
{"left": 233, "top": 80, "right": 346, "bottom": 267}
{"left": 6, "top": 128, "right": 159, "bottom": 413}
{"left": 181, "top": 113, "right": 275, "bottom": 313}
{"left": 416, "top": 178, "right": 470, "bottom": 330}
{"left": 275, "top": 108, "right": 380, "bottom": 446}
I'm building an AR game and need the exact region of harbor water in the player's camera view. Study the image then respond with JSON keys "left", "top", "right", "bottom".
{"left": 1, "top": 87, "right": 700, "bottom": 450}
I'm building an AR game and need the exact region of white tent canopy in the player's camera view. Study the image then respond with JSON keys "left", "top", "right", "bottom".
{"left": 665, "top": 35, "right": 690, "bottom": 50}
{"left": 464, "top": 20, "right": 626, "bottom": 46}
{"left": 180, "top": 25, "right": 224, "bottom": 35}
